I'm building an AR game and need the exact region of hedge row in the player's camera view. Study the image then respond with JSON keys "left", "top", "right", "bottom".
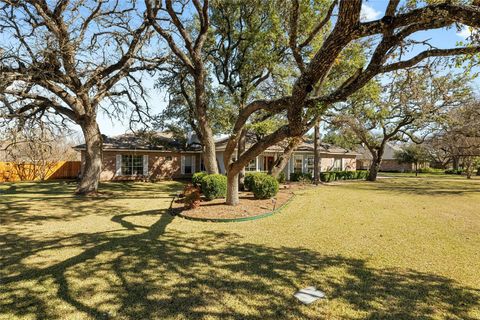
{"left": 192, "top": 172, "right": 279, "bottom": 201}
{"left": 320, "top": 170, "right": 368, "bottom": 182}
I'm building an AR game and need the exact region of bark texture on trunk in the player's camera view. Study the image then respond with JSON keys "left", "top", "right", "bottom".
{"left": 194, "top": 71, "right": 218, "bottom": 175}
{"left": 313, "top": 123, "right": 321, "bottom": 185}
{"left": 270, "top": 137, "right": 302, "bottom": 178}
{"left": 237, "top": 128, "right": 246, "bottom": 190}
{"left": 226, "top": 171, "right": 239, "bottom": 206}
{"left": 76, "top": 119, "right": 103, "bottom": 194}
{"left": 367, "top": 155, "right": 382, "bottom": 181}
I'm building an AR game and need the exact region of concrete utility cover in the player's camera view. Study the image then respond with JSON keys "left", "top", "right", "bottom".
{"left": 294, "top": 287, "right": 326, "bottom": 304}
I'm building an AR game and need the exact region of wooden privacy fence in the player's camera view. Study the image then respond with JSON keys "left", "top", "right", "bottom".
{"left": 0, "top": 161, "right": 81, "bottom": 182}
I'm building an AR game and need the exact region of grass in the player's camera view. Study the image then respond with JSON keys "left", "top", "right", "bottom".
{"left": 1, "top": 176, "right": 479, "bottom": 320}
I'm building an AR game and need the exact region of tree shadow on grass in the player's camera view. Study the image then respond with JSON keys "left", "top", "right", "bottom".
{"left": 1, "top": 211, "right": 479, "bottom": 319}
{"left": 336, "top": 178, "right": 480, "bottom": 197}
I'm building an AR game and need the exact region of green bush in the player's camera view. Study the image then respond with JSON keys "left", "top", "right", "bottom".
{"left": 320, "top": 172, "right": 335, "bottom": 182}
{"left": 201, "top": 174, "right": 227, "bottom": 201}
{"left": 418, "top": 167, "right": 443, "bottom": 174}
{"left": 192, "top": 172, "right": 208, "bottom": 188}
{"left": 290, "top": 172, "right": 312, "bottom": 182}
{"left": 251, "top": 174, "right": 279, "bottom": 199}
{"left": 244, "top": 172, "right": 266, "bottom": 191}
{"left": 277, "top": 171, "right": 286, "bottom": 184}
{"left": 445, "top": 169, "right": 464, "bottom": 175}
{"left": 319, "top": 170, "right": 368, "bottom": 182}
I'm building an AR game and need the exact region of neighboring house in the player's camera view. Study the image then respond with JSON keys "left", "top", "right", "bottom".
{"left": 74, "top": 132, "right": 358, "bottom": 181}
{"left": 215, "top": 137, "right": 358, "bottom": 178}
{"left": 356, "top": 143, "right": 423, "bottom": 172}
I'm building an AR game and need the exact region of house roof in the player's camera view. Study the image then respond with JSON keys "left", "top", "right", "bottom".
{"left": 73, "top": 131, "right": 201, "bottom": 152}
{"left": 215, "top": 135, "right": 359, "bottom": 156}
{"left": 356, "top": 142, "right": 403, "bottom": 160}
{"left": 74, "top": 131, "right": 359, "bottom": 156}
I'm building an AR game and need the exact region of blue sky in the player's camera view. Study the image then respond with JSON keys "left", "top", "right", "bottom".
{"left": 97, "top": 0, "right": 479, "bottom": 136}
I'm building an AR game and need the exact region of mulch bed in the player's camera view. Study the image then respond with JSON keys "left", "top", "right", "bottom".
{"left": 171, "top": 183, "right": 306, "bottom": 220}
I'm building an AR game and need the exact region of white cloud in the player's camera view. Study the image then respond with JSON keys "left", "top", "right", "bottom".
{"left": 457, "top": 26, "right": 472, "bottom": 38}
{"left": 361, "top": 3, "right": 381, "bottom": 22}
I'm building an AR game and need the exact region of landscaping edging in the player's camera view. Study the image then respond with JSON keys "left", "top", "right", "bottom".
{"left": 172, "top": 193, "right": 297, "bottom": 223}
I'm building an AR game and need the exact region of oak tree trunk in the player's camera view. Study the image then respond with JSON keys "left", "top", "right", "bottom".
{"left": 237, "top": 128, "right": 247, "bottom": 190}
{"left": 313, "top": 123, "right": 321, "bottom": 185}
{"left": 194, "top": 67, "right": 218, "bottom": 175}
{"left": 226, "top": 171, "right": 239, "bottom": 206}
{"left": 76, "top": 118, "right": 103, "bottom": 194}
{"left": 270, "top": 137, "right": 302, "bottom": 178}
{"left": 368, "top": 155, "right": 382, "bottom": 182}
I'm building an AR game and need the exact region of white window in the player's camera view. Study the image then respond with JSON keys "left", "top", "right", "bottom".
{"left": 181, "top": 155, "right": 196, "bottom": 174}
{"left": 306, "top": 155, "right": 314, "bottom": 174}
{"left": 333, "top": 158, "right": 342, "bottom": 170}
{"left": 294, "top": 155, "right": 303, "bottom": 173}
{"left": 121, "top": 155, "right": 144, "bottom": 176}
{"left": 184, "top": 156, "right": 193, "bottom": 174}
{"left": 245, "top": 158, "right": 257, "bottom": 171}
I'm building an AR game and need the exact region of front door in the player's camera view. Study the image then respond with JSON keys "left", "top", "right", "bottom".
{"left": 264, "top": 156, "right": 275, "bottom": 172}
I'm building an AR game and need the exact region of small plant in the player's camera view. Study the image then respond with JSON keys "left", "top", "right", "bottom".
{"left": 277, "top": 171, "right": 286, "bottom": 184}
{"left": 251, "top": 174, "right": 279, "bottom": 199}
{"left": 183, "top": 184, "right": 201, "bottom": 209}
{"left": 192, "top": 171, "right": 208, "bottom": 188}
{"left": 290, "top": 172, "right": 312, "bottom": 182}
{"left": 297, "top": 174, "right": 312, "bottom": 185}
{"left": 201, "top": 174, "right": 227, "bottom": 200}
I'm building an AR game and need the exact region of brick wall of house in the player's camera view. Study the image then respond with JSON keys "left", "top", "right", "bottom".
{"left": 81, "top": 150, "right": 201, "bottom": 181}
{"left": 355, "top": 159, "right": 414, "bottom": 172}
{"left": 320, "top": 155, "right": 357, "bottom": 171}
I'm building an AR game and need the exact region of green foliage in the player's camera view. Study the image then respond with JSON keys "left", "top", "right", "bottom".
{"left": 251, "top": 174, "right": 279, "bottom": 199}
{"left": 445, "top": 169, "right": 464, "bottom": 175}
{"left": 289, "top": 172, "right": 312, "bottom": 182}
{"left": 244, "top": 172, "right": 266, "bottom": 191}
{"left": 277, "top": 171, "right": 286, "bottom": 184}
{"left": 417, "top": 167, "right": 444, "bottom": 174}
{"left": 192, "top": 172, "right": 208, "bottom": 188}
{"left": 395, "top": 144, "right": 431, "bottom": 169}
{"left": 201, "top": 174, "right": 227, "bottom": 201}
{"left": 320, "top": 170, "right": 368, "bottom": 182}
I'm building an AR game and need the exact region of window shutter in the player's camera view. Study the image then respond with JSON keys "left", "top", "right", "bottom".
{"left": 180, "top": 156, "right": 185, "bottom": 174}
{"left": 191, "top": 155, "right": 196, "bottom": 173}
{"left": 143, "top": 155, "right": 149, "bottom": 176}
{"left": 115, "top": 155, "right": 122, "bottom": 176}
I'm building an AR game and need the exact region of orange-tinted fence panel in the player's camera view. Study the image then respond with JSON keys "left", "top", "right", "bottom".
{"left": 0, "top": 161, "right": 81, "bottom": 182}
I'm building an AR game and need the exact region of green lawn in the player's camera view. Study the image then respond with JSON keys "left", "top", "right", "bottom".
{"left": 1, "top": 176, "right": 479, "bottom": 320}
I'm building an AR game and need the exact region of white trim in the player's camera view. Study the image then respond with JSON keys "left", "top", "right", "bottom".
{"left": 181, "top": 156, "right": 185, "bottom": 174}
{"left": 255, "top": 156, "right": 259, "bottom": 171}
{"left": 143, "top": 155, "right": 149, "bottom": 176}
{"left": 115, "top": 155, "right": 122, "bottom": 176}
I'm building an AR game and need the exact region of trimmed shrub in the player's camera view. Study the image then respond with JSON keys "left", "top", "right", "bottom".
{"left": 277, "top": 171, "right": 286, "bottom": 184}
{"left": 183, "top": 184, "right": 201, "bottom": 209}
{"left": 320, "top": 172, "right": 335, "bottom": 182}
{"left": 201, "top": 174, "right": 227, "bottom": 200}
{"left": 251, "top": 174, "right": 279, "bottom": 199}
{"left": 445, "top": 169, "right": 464, "bottom": 175}
{"left": 192, "top": 171, "right": 208, "bottom": 188}
{"left": 290, "top": 172, "right": 312, "bottom": 182}
{"left": 244, "top": 172, "right": 265, "bottom": 191}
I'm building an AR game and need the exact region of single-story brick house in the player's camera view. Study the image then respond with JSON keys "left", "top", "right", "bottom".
{"left": 356, "top": 143, "right": 428, "bottom": 172}
{"left": 74, "top": 132, "right": 358, "bottom": 181}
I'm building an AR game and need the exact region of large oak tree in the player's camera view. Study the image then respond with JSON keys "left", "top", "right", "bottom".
{"left": 0, "top": 0, "right": 159, "bottom": 194}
